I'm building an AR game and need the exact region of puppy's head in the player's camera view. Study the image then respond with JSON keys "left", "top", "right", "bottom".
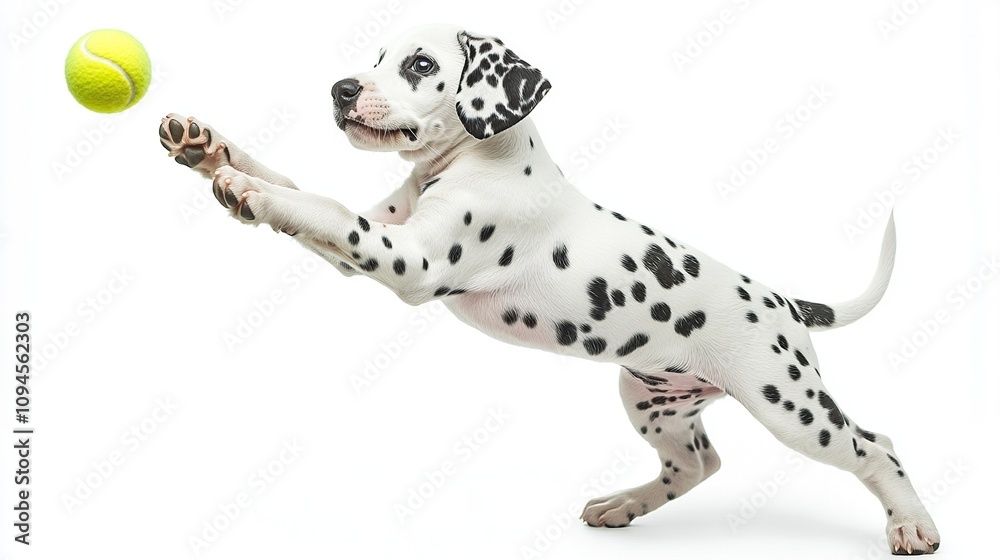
{"left": 331, "top": 24, "right": 551, "bottom": 159}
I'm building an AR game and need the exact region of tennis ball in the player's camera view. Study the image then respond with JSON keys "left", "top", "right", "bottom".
{"left": 65, "top": 29, "right": 151, "bottom": 113}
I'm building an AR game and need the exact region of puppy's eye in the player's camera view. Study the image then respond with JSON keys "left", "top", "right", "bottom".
{"left": 409, "top": 55, "right": 437, "bottom": 75}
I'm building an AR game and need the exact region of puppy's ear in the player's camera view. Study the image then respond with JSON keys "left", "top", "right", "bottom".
{"left": 455, "top": 31, "right": 552, "bottom": 140}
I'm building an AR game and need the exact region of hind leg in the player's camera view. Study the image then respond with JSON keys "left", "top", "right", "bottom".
{"left": 726, "top": 329, "right": 940, "bottom": 554}
{"left": 581, "top": 368, "right": 725, "bottom": 527}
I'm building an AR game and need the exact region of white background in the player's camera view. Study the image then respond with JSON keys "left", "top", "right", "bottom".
{"left": 1, "top": 0, "right": 997, "bottom": 558}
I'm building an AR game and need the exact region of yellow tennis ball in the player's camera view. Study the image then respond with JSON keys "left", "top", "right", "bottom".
{"left": 65, "top": 29, "right": 151, "bottom": 113}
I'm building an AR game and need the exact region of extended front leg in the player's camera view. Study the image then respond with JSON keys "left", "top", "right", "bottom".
{"left": 212, "top": 166, "right": 474, "bottom": 305}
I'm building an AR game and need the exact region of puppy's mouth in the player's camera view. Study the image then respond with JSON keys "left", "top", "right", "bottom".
{"left": 342, "top": 118, "right": 418, "bottom": 143}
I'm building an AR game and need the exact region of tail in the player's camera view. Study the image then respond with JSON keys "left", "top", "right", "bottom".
{"left": 794, "top": 212, "right": 896, "bottom": 331}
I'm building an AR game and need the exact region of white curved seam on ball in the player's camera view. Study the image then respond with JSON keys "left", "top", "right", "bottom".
{"left": 79, "top": 34, "right": 136, "bottom": 106}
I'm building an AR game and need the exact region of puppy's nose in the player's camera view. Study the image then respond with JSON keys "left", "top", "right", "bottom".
{"left": 332, "top": 78, "right": 362, "bottom": 110}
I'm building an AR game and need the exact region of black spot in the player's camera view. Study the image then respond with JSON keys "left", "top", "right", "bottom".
{"left": 552, "top": 244, "right": 570, "bottom": 269}
{"left": 741, "top": 275, "right": 751, "bottom": 283}
{"left": 651, "top": 303, "right": 672, "bottom": 322}
{"left": 529, "top": 137, "right": 534, "bottom": 148}
{"left": 594, "top": 203, "right": 603, "bottom": 211}
{"left": 615, "top": 333, "right": 649, "bottom": 357}
{"left": 887, "top": 454, "right": 900, "bottom": 467}
{"left": 674, "top": 311, "right": 706, "bottom": 337}
{"left": 771, "top": 345, "right": 781, "bottom": 354}
{"left": 685, "top": 443, "right": 695, "bottom": 452}
{"left": 788, "top": 304, "right": 802, "bottom": 323}
{"left": 737, "top": 287, "right": 751, "bottom": 301}
{"left": 819, "top": 430, "right": 831, "bottom": 447}
{"left": 663, "top": 410, "right": 677, "bottom": 417}
{"left": 799, "top": 409, "right": 814, "bottom": 425}
{"left": 887, "top": 509, "right": 893, "bottom": 516}
{"left": 587, "top": 278, "right": 613, "bottom": 321}
{"left": 684, "top": 409, "right": 700, "bottom": 418}
{"left": 665, "top": 365, "right": 686, "bottom": 373}
{"left": 783, "top": 400, "right": 795, "bottom": 411}
{"left": 359, "top": 258, "right": 378, "bottom": 272}
{"left": 641, "top": 426, "right": 648, "bottom": 434}
{"left": 643, "top": 244, "right": 685, "bottom": 290}
{"left": 701, "top": 434, "right": 711, "bottom": 449}
{"left": 523, "top": 313, "right": 538, "bottom": 328}
{"left": 682, "top": 255, "right": 700, "bottom": 277}
{"left": 788, "top": 365, "right": 801, "bottom": 381}
{"left": 777, "top": 335, "right": 789, "bottom": 350}
{"left": 795, "top": 299, "right": 837, "bottom": 328}
{"left": 422, "top": 258, "right": 429, "bottom": 271}
{"left": 611, "top": 211, "right": 627, "bottom": 221}
{"left": 556, "top": 321, "right": 578, "bottom": 345}
{"left": 611, "top": 290, "right": 626, "bottom": 306}
{"left": 649, "top": 411, "right": 660, "bottom": 421}
{"left": 436, "top": 81, "right": 445, "bottom": 91}
{"left": 524, "top": 165, "right": 532, "bottom": 176}
{"left": 773, "top": 293, "right": 785, "bottom": 306}
{"left": 347, "top": 231, "right": 360, "bottom": 246}
{"left": 499, "top": 246, "right": 514, "bottom": 266}
{"left": 471, "top": 97, "right": 485, "bottom": 110}
{"left": 382, "top": 236, "right": 393, "bottom": 249}
{"left": 763, "top": 297, "right": 776, "bottom": 309}
{"left": 651, "top": 396, "right": 668, "bottom": 405}
{"left": 762, "top": 385, "right": 781, "bottom": 404}
{"left": 897, "top": 470, "right": 905, "bottom": 478}
{"left": 479, "top": 224, "right": 496, "bottom": 242}
{"left": 746, "top": 312, "right": 758, "bottom": 323}
{"left": 631, "top": 282, "right": 647, "bottom": 303}
{"left": 663, "top": 236, "right": 677, "bottom": 248}
{"left": 580, "top": 324, "right": 591, "bottom": 333}
{"left": 502, "top": 309, "right": 519, "bottom": 325}
{"left": 806, "top": 389, "right": 815, "bottom": 399}
{"left": 858, "top": 428, "right": 877, "bottom": 442}
{"left": 448, "top": 244, "right": 463, "bottom": 264}
{"left": 357, "top": 216, "right": 370, "bottom": 232}
{"left": 636, "top": 401, "right": 651, "bottom": 411}
{"left": 667, "top": 492, "right": 676, "bottom": 500}
{"left": 621, "top": 255, "right": 638, "bottom": 272}
{"left": 463, "top": 211, "right": 472, "bottom": 225}
{"left": 421, "top": 177, "right": 440, "bottom": 193}
{"left": 583, "top": 337, "right": 607, "bottom": 355}
{"left": 818, "top": 391, "right": 845, "bottom": 429}
{"left": 662, "top": 476, "right": 670, "bottom": 485}
{"left": 795, "top": 350, "right": 810, "bottom": 366}
{"left": 392, "top": 258, "right": 406, "bottom": 275}
{"left": 641, "top": 225, "right": 654, "bottom": 236}
{"left": 434, "top": 287, "right": 450, "bottom": 297}
{"left": 853, "top": 438, "right": 867, "bottom": 457}
{"left": 388, "top": 205, "right": 396, "bottom": 213}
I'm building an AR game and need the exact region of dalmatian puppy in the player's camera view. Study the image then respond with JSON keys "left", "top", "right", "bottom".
{"left": 158, "top": 23, "right": 940, "bottom": 555}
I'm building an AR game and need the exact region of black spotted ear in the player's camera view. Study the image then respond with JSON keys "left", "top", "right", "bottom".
{"left": 455, "top": 31, "right": 552, "bottom": 140}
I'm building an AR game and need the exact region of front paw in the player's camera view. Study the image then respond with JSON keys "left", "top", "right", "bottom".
{"left": 159, "top": 113, "right": 231, "bottom": 176}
